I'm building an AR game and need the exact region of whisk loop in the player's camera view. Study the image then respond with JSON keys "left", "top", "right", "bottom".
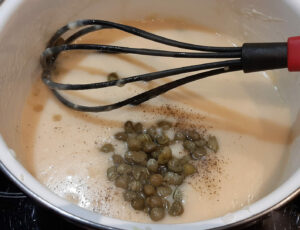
{"left": 41, "top": 19, "right": 297, "bottom": 112}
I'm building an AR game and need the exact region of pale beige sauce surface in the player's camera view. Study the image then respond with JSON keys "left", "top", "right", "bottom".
{"left": 20, "top": 20, "right": 291, "bottom": 223}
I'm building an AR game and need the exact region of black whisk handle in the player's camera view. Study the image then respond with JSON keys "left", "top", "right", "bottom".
{"left": 242, "top": 36, "right": 300, "bottom": 73}
{"left": 242, "top": 42, "right": 287, "bottom": 73}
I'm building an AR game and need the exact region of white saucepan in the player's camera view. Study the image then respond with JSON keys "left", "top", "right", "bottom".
{"left": 0, "top": 0, "right": 299, "bottom": 229}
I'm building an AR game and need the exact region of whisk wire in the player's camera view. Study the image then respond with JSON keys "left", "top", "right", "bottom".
{"left": 51, "top": 65, "right": 242, "bottom": 112}
{"left": 41, "top": 19, "right": 245, "bottom": 112}
{"left": 44, "top": 44, "right": 241, "bottom": 59}
{"left": 48, "top": 19, "right": 242, "bottom": 52}
{"left": 43, "top": 59, "right": 241, "bottom": 91}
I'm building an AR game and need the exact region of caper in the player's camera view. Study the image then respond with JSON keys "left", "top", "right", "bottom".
{"left": 143, "top": 141, "right": 157, "bottom": 153}
{"left": 173, "top": 187, "right": 183, "bottom": 202}
{"left": 186, "top": 130, "right": 200, "bottom": 141}
{"left": 157, "top": 146, "right": 172, "bottom": 164}
{"left": 127, "top": 137, "right": 142, "bottom": 151}
{"left": 128, "top": 180, "right": 143, "bottom": 192}
{"left": 180, "top": 155, "right": 192, "bottom": 165}
{"left": 132, "top": 165, "right": 149, "bottom": 181}
{"left": 161, "top": 146, "right": 172, "bottom": 156}
{"left": 136, "top": 192, "right": 146, "bottom": 199}
{"left": 167, "top": 158, "right": 183, "bottom": 173}
{"left": 136, "top": 133, "right": 152, "bottom": 144}
{"left": 127, "top": 174, "right": 135, "bottom": 183}
{"left": 125, "top": 151, "right": 147, "bottom": 165}
{"left": 174, "top": 131, "right": 185, "bottom": 141}
{"left": 147, "top": 159, "right": 158, "bottom": 172}
{"left": 107, "top": 72, "right": 119, "bottom": 81}
{"left": 134, "top": 122, "right": 144, "bottom": 134}
{"left": 131, "top": 197, "right": 145, "bottom": 210}
{"left": 143, "top": 184, "right": 156, "bottom": 196}
{"left": 115, "top": 175, "right": 129, "bottom": 189}
{"left": 151, "top": 150, "right": 161, "bottom": 159}
{"left": 100, "top": 143, "right": 114, "bottom": 153}
{"left": 168, "top": 201, "right": 184, "bottom": 216}
{"left": 150, "top": 174, "right": 163, "bottom": 187}
{"left": 150, "top": 207, "right": 165, "bottom": 221}
{"left": 124, "top": 121, "right": 135, "bottom": 133}
{"left": 155, "top": 133, "right": 169, "bottom": 145}
{"left": 195, "top": 138, "right": 206, "bottom": 147}
{"left": 114, "top": 132, "right": 128, "bottom": 141}
{"left": 145, "top": 196, "right": 163, "bottom": 208}
{"left": 147, "top": 126, "right": 157, "bottom": 140}
{"left": 117, "top": 163, "right": 132, "bottom": 175}
{"left": 157, "top": 165, "right": 168, "bottom": 175}
{"left": 207, "top": 135, "right": 219, "bottom": 153}
{"left": 123, "top": 190, "right": 137, "bottom": 201}
{"left": 183, "top": 163, "right": 196, "bottom": 176}
{"left": 133, "top": 151, "right": 147, "bottom": 165}
{"left": 107, "top": 166, "right": 118, "bottom": 181}
{"left": 191, "top": 147, "right": 207, "bottom": 160}
{"left": 156, "top": 186, "right": 172, "bottom": 197}
{"left": 157, "top": 120, "right": 172, "bottom": 130}
{"left": 112, "top": 154, "right": 124, "bottom": 165}
{"left": 164, "top": 172, "right": 184, "bottom": 185}
{"left": 183, "top": 140, "right": 196, "bottom": 152}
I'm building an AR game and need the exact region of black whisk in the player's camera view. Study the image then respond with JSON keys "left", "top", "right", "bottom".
{"left": 41, "top": 19, "right": 300, "bottom": 112}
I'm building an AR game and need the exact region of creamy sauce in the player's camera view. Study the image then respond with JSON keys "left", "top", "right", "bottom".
{"left": 20, "top": 19, "right": 291, "bottom": 223}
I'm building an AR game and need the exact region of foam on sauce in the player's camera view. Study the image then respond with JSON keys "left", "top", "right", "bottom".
{"left": 20, "top": 19, "right": 291, "bottom": 223}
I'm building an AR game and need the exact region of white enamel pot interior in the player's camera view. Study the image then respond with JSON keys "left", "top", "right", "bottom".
{"left": 0, "top": 0, "right": 300, "bottom": 229}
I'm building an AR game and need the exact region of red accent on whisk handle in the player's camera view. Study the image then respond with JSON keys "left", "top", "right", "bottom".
{"left": 288, "top": 36, "right": 300, "bottom": 71}
{"left": 242, "top": 43, "right": 287, "bottom": 73}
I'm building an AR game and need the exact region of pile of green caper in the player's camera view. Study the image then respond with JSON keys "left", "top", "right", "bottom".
{"left": 101, "top": 120, "right": 219, "bottom": 221}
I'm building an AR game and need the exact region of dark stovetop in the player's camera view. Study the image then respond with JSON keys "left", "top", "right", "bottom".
{"left": 0, "top": 170, "right": 299, "bottom": 230}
